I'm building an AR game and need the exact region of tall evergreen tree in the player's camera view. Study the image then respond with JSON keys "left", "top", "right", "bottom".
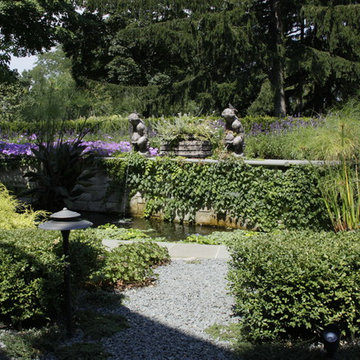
{"left": 249, "top": 0, "right": 303, "bottom": 116}
{"left": 61, "top": 0, "right": 360, "bottom": 116}
{"left": 62, "top": 1, "right": 263, "bottom": 116}
{"left": 300, "top": 1, "right": 360, "bottom": 113}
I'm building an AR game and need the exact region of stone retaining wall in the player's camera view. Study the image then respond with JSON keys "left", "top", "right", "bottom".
{"left": 0, "top": 157, "right": 327, "bottom": 228}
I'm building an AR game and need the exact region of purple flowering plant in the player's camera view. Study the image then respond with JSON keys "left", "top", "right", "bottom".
{"left": 0, "top": 132, "right": 161, "bottom": 158}
{"left": 249, "top": 116, "right": 324, "bottom": 136}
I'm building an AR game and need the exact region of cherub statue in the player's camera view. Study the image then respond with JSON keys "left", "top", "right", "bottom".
{"left": 128, "top": 112, "right": 149, "bottom": 154}
{"left": 221, "top": 106, "right": 245, "bottom": 156}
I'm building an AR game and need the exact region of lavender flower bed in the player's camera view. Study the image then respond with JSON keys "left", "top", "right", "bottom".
{"left": 249, "top": 116, "right": 324, "bottom": 136}
{"left": 0, "top": 135, "right": 159, "bottom": 157}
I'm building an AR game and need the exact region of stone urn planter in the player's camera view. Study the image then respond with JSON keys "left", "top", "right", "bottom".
{"left": 160, "top": 139, "right": 212, "bottom": 158}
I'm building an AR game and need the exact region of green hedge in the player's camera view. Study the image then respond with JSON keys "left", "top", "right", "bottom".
{"left": 0, "top": 230, "right": 64, "bottom": 326}
{"left": 227, "top": 231, "right": 360, "bottom": 342}
{"left": 0, "top": 114, "right": 311, "bottom": 138}
{"left": 0, "top": 228, "right": 170, "bottom": 328}
{"left": 0, "top": 116, "right": 130, "bottom": 138}
{"left": 0, "top": 229, "right": 103, "bottom": 327}
{"left": 104, "top": 154, "right": 330, "bottom": 231}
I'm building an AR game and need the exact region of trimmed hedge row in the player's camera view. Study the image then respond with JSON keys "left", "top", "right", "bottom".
{"left": 0, "top": 229, "right": 103, "bottom": 327}
{"left": 227, "top": 231, "right": 360, "bottom": 342}
{"left": 0, "top": 114, "right": 312, "bottom": 137}
{"left": 105, "top": 154, "right": 330, "bottom": 231}
{"left": 0, "top": 115, "right": 130, "bottom": 138}
{"left": 0, "top": 228, "right": 170, "bottom": 328}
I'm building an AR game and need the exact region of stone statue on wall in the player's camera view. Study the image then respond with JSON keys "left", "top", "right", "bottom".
{"left": 128, "top": 112, "right": 149, "bottom": 154}
{"left": 221, "top": 106, "right": 245, "bottom": 156}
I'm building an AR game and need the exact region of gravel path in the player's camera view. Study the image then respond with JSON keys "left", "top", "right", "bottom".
{"left": 103, "top": 259, "right": 239, "bottom": 360}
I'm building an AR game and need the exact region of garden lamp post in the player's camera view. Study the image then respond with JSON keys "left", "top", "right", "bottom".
{"left": 322, "top": 324, "right": 340, "bottom": 358}
{"left": 39, "top": 208, "right": 92, "bottom": 337}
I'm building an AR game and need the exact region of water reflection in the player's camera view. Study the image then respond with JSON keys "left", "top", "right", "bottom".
{"left": 82, "top": 212, "right": 233, "bottom": 242}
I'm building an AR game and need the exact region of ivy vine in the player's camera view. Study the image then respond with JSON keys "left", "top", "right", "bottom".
{"left": 103, "top": 153, "right": 330, "bottom": 231}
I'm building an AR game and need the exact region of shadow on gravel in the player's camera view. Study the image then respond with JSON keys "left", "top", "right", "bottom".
{"left": 104, "top": 306, "right": 236, "bottom": 360}
{"left": 0, "top": 349, "right": 10, "bottom": 360}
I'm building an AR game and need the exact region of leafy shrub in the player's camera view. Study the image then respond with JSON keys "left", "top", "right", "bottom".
{"left": 183, "top": 229, "right": 255, "bottom": 245}
{"left": 94, "top": 242, "right": 170, "bottom": 288}
{"left": 227, "top": 231, "right": 360, "bottom": 342}
{"left": 0, "top": 183, "right": 46, "bottom": 229}
{"left": 0, "top": 229, "right": 104, "bottom": 327}
{"left": 66, "top": 230, "right": 105, "bottom": 289}
{"left": 0, "top": 224, "right": 169, "bottom": 329}
{"left": 0, "top": 230, "right": 64, "bottom": 326}
{"left": 95, "top": 225, "right": 150, "bottom": 240}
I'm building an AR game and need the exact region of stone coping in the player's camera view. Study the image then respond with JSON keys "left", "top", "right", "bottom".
{"left": 102, "top": 157, "right": 338, "bottom": 167}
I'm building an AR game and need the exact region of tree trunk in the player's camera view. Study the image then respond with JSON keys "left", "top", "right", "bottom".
{"left": 271, "top": 0, "right": 286, "bottom": 117}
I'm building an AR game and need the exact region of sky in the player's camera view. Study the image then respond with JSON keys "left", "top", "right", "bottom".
{"left": 9, "top": 54, "right": 38, "bottom": 74}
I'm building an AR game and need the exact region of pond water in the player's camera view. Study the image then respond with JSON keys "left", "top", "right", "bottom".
{"left": 82, "top": 211, "right": 233, "bottom": 242}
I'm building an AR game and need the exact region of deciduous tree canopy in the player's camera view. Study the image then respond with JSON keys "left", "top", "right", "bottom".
{"left": 0, "top": 0, "right": 73, "bottom": 81}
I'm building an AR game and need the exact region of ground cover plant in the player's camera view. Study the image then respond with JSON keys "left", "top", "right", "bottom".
{"left": 93, "top": 241, "right": 170, "bottom": 289}
{"left": 95, "top": 224, "right": 151, "bottom": 240}
{"left": 182, "top": 229, "right": 256, "bottom": 245}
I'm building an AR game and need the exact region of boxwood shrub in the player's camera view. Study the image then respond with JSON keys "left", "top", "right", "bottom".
{"left": 0, "top": 228, "right": 170, "bottom": 328}
{"left": 0, "top": 229, "right": 103, "bottom": 327}
{"left": 0, "top": 230, "right": 63, "bottom": 327}
{"left": 227, "top": 231, "right": 360, "bottom": 342}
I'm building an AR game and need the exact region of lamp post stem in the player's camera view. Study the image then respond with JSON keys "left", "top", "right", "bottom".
{"left": 61, "top": 230, "right": 72, "bottom": 337}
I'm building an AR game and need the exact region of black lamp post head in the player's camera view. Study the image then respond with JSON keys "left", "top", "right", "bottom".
{"left": 39, "top": 207, "right": 93, "bottom": 231}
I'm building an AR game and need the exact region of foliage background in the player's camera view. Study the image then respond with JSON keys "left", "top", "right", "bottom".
{"left": 58, "top": 0, "right": 360, "bottom": 117}
{"left": 2, "top": 1, "right": 360, "bottom": 118}
{"left": 104, "top": 154, "right": 330, "bottom": 231}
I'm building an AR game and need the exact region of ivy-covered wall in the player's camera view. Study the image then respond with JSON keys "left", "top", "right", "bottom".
{"left": 104, "top": 155, "right": 330, "bottom": 231}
